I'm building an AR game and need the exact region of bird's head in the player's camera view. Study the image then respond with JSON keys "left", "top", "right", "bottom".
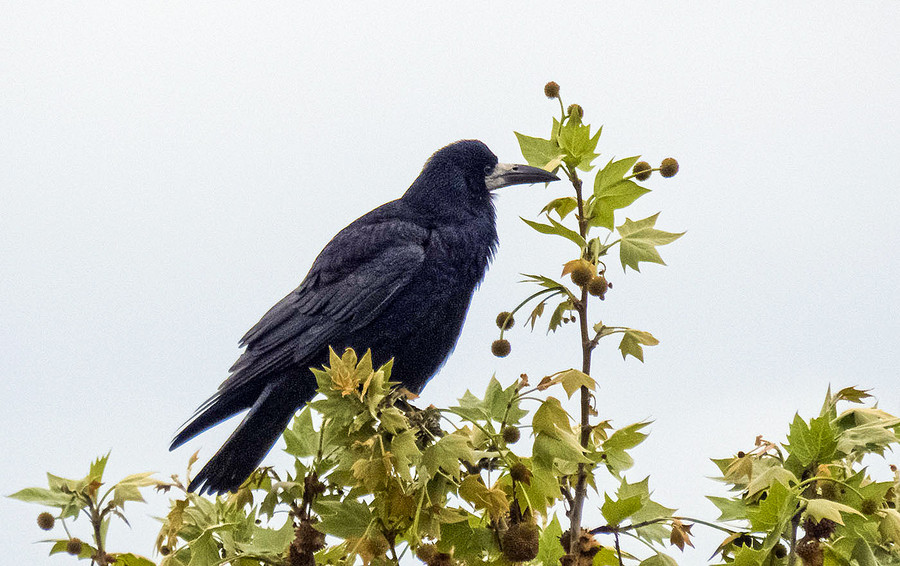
{"left": 404, "top": 140, "right": 559, "bottom": 217}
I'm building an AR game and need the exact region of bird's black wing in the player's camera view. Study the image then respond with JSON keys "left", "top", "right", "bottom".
{"left": 172, "top": 213, "right": 430, "bottom": 450}
{"left": 213, "top": 213, "right": 430, "bottom": 403}
{"left": 171, "top": 212, "right": 432, "bottom": 492}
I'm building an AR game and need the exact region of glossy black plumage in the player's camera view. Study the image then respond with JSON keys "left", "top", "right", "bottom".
{"left": 170, "top": 140, "right": 558, "bottom": 494}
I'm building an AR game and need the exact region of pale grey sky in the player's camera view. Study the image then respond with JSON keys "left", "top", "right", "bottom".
{"left": 2, "top": 2, "right": 899, "bottom": 564}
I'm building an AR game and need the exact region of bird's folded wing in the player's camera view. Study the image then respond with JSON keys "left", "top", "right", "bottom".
{"left": 236, "top": 217, "right": 429, "bottom": 361}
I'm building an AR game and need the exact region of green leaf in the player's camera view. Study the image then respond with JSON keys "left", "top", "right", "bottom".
{"left": 533, "top": 431, "right": 589, "bottom": 468}
{"left": 457, "top": 475, "right": 509, "bottom": 520}
{"left": 114, "top": 553, "right": 157, "bottom": 566}
{"left": 638, "top": 552, "right": 678, "bottom": 566}
{"left": 521, "top": 273, "right": 571, "bottom": 292}
{"left": 89, "top": 453, "right": 109, "bottom": 483}
{"left": 482, "top": 375, "right": 526, "bottom": 423}
{"left": 632, "top": 500, "right": 678, "bottom": 544}
{"left": 594, "top": 547, "right": 622, "bottom": 566}
{"left": 804, "top": 498, "right": 863, "bottom": 525}
{"left": 113, "top": 471, "right": 157, "bottom": 507}
{"left": 850, "top": 538, "right": 878, "bottom": 566}
{"left": 186, "top": 530, "right": 218, "bottom": 566}
{"left": 707, "top": 496, "right": 750, "bottom": 522}
{"left": 616, "top": 213, "right": 684, "bottom": 272}
{"left": 745, "top": 466, "right": 798, "bottom": 497}
{"left": 603, "top": 422, "right": 651, "bottom": 474}
{"left": 315, "top": 499, "right": 372, "bottom": 539}
{"left": 237, "top": 516, "right": 295, "bottom": 556}
{"left": 537, "top": 515, "right": 565, "bottom": 566}
{"left": 438, "top": 519, "right": 499, "bottom": 559}
{"left": 785, "top": 414, "right": 838, "bottom": 466}
{"left": 591, "top": 157, "right": 650, "bottom": 230}
{"left": 595, "top": 156, "right": 641, "bottom": 195}
{"left": 541, "top": 197, "right": 578, "bottom": 220}
{"left": 451, "top": 390, "right": 491, "bottom": 422}
{"left": 379, "top": 406, "right": 409, "bottom": 434}
{"left": 390, "top": 429, "right": 421, "bottom": 483}
{"left": 618, "top": 329, "right": 659, "bottom": 362}
{"left": 834, "top": 386, "right": 873, "bottom": 404}
{"left": 532, "top": 398, "right": 572, "bottom": 437}
{"left": 515, "top": 132, "right": 565, "bottom": 171}
{"left": 548, "top": 299, "right": 575, "bottom": 333}
{"left": 557, "top": 120, "right": 601, "bottom": 170}
{"left": 836, "top": 421, "right": 900, "bottom": 455}
{"left": 422, "top": 431, "right": 474, "bottom": 480}
{"left": 555, "top": 369, "right": 596, "bottom": 398}
{"left": 283, "top": 408, "right": 318, "bottom": 458}
{"left": 7, "top": 487, "right": 75, "bottom": 507}
{"left": 731, "top": 545, "right": 769, "bottom": 566}
{"left": 748, "top": 481, "right": 796, "bottom": 532}
{"left": 49, "top": 539, "right": 97, "bottom": 559}
{"left": 879, "top": 508, "right": 900, "bottom": 546}
{"left": 521, "top": 216, "right": 586, "bottom": 249}
{"left": 601, "top": 493, "right": 643, "bottom": 526}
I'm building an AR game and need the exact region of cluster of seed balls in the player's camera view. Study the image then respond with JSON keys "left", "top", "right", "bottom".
{"left": 491, "top": 312, "right": 516, "bottom": 357}
{"left": 490, "top": 266, "right": 612, "bottom": 358}
{"left": 633, "top": 157, "right": 679, "bottom": 180}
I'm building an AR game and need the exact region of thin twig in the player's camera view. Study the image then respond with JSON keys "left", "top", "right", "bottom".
{"left": 567, "top": 166, "right": 594, "bottom": 555}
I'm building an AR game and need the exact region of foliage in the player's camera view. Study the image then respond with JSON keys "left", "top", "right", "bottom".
{"left": 11, "top": 84, "right": 899, "bottom": 566}
{"left": 706, "top": 386, "right": 900, "bottom": 566}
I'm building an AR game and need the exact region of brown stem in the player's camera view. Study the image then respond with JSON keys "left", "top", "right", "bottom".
{"left": 614, "top": 531, "right": 624, "bottom": 566}
{"left": 788, "top": 511, "right": 800, "bottom": 566}
{"left": 90, "top": 503, "right": 106, "bottom": 565}
{"left": 567, "top": 169, "right": 594, "bottom": 554}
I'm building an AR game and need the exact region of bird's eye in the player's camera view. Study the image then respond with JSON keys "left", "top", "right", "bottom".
{"left": 484, "top": 164, "right": 494, "bottom": 176}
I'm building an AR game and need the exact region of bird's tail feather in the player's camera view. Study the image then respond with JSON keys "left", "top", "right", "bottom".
{"left": 185, "top": 381, "right": 300, "bottom": 495}
{"left": 170, "top": 381, "right": 262, "bottom": 451}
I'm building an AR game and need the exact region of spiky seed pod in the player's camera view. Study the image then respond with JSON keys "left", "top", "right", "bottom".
{"left": 37, "top": 512, "right": 55, "bottom": 531}
{"left": 160, "top": 546, "right": 171, "bottom": 556}
{"left": 416, "top": 546, "right": 454, "bottom": 566}
{"left": 803, "top": 516, "right": 837, "bottom": 539}
{"left": 502, "top": 426, "right": 521, "bottom": 444}
{"left": 660, "top": 157, "right": 679, "bottom": 178}
{"left": 773, "top": 544, "right": 788, "bottom": 559}
{"left": 567, "top": 104, "right": 583, "bottom": 120}
{"left": 819, "top": 481, "right": 838, "bottom": 500}
{"left": 502, "top": 522, "right": 540, "bottom": 562}
{"left": 570, "top": 264, "right": 593, "bottom": 287}
{"left": 861, "top": 498, "right": 880, "bottom": 515}
{"left": 496, "top": 311, "right": 515, "bottom": 330}
{"left": 796, "top": 538, "right": 823, "bottom": 566}
{"left": 510, "top": 462, "right": 532, "bottom": 484}
{"left": 294, "top": 521, "right": 326, "bottom": 554}
{"left": 587, "top": 275, "right": 609, "bottom": 299}
{"left": 416, "top": 544, "right": 437, "bottom": 564}
{"left": 491, "top": 339, "right": 511, "bottom": 358}
{"left": 304, "top": 473, "right": 326, "bottom": 497}
{"left": 544, "top": 81, "right": 560, "bottom": 99}
{"left": 66, "top": 538, "right": 83, "bottom": 556}
{"left": 633, "top": 161, "right": 652, "bottom": 181}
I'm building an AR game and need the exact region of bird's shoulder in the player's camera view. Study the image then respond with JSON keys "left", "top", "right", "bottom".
{"left": 312, "top": 199, "right": 432, "bottom": 271}
{"left": 237, "top": 201, "right": 431, "bottom": 348}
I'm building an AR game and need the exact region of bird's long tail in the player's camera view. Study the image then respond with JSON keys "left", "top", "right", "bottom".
{"left": 178, "top": 380, "right": 301, "bottom": 495}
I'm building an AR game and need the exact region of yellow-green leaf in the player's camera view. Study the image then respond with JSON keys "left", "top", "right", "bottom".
{"left": 616, "top": 213, "right": 684, "bottom": 272}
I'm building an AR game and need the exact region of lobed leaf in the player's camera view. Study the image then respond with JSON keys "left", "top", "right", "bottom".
{"left": 616, "top": 213, "right": 684, "bottom": 272}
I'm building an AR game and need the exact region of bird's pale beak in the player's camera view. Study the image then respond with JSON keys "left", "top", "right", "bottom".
{"left": 485, "top": 163, "right": 560, "bottom": 191}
